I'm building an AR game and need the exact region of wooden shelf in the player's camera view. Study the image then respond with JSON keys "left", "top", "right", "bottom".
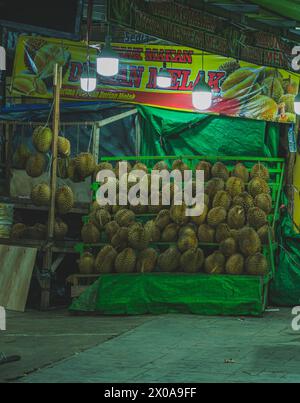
{"left": 0, "top": 197, "right": 89, "bottom": 215}
{"left": 0, "top": 238, "right": 78, "bottom": 254}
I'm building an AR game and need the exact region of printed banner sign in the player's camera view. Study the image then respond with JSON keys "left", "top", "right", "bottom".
{"left": 108, "top": 0, "right": 299, "bottom": 73}
{"left": 11, "top": 35, "right": 300, "bottom": 123}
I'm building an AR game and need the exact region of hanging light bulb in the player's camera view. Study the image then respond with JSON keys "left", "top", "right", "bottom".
{"left": 157, "top": 62, "right": 172, "bottom": 88}
{"left": 97, "top": 32, "right": 119, "bottom": 77}
{"left": 80, "top": 59, "right": 97, "bottom": 93}
{"left": 192, "top": 75, "right": 212, "bottom": 110}
{"left": 192, "top": 51, "right": 212, "bottom": 111}
{"left": 295, "top": 92, "right": 300, "bottom": 115}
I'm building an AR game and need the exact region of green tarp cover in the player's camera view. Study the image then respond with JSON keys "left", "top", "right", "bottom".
{"left": 138, "top": 106, "right": 279, "bottom": 159}
{"left": 70, "top": 273, "right": 266, "bottom": 316}
{"left": 270, "top": 210, "right": 300, "bottom": 306}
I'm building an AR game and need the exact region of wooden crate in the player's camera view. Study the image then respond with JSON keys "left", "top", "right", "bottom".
{"left": 66, "top": 274, "right": 101, "bottom": 298}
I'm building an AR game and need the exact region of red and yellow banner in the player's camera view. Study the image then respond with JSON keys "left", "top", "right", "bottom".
{"left": 11, "top": 35, "right": 300, "bottom": 123}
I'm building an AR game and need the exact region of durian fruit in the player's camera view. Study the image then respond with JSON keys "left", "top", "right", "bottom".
{"left": 215, "top": 223, "right": 232, "bottom": 243}
{"left": 132, "top": 162, "right": 148, "bottom": 174}
{"left": 105, "top": 220, "right": 120, "bottom": 241}
{"left": 67, "top": 159, "right": 84, "bottom": 182}
{"left": 232, "top": 192, "right": 254, "bottom": 211}
{"left": 178, "top": 233, "right": 198, "bottom": 252}
{"left": 257, "top": 224, "right": 274, "bottom": 245}
{"left": 190, "top": 204, "right": 208, "bottom": 226}
{"left": 219, "top": 237, "right": 237, "bottom": 257}
{"left": 111, "top": 227, "right": 128, "bottom": 251}
{"left": 54, "top": 218, "right": 68, "bottom": 241}
{"left": 11, "top": 223, "right": 27, "bottom": 240}
{"left": 155, "top": 209, "right": 171, "bottom": 230}
{"left": 205, "top": 178, "right": 225, "bottom": 199}
{"left": 153, "top": 161, "right": 169, "bottom": 171}
{"left": 282, "top": 77, "right": 298, "bottom": 95}
{"left": 172, "top": 159, "right": 189, "bottom": 172}
{"left": 226, "top": 177, "right": 245, "bottom": 198}
{"left": 180, "top": 247, "right": 204, "bottom": 273}
{"left": 78, "top": 252, "right": 94, "bottom": 275}
{"left": 207, "top": 207, "right": 227, "bottom": 227}
{"left": 55, "top": 186, "right": 74, "bottom": 215}
{"left": 227, "top": 206, "right": 246, "bottom": 229}
{"left": 26, "top": 153, "right": 46, "bottom": 177}
{"left": 238, "top": 227, "right": 261, "bottom": 256}
{"left": 211, "top": 162, "right": 229, "bottom": 181}
{"left": 93, "top": 208, "right": 111, "bottom": 230}
{"left": 95, "top": 245, "right": 117, "bottom": 274}
{"left": 198, "top": 224, "right": 215, "bottom": 243}
{"left": 81, "top": 222, "right": 101, "bottom": 244}
{"left": 75, "top": 153, "right": 96, "bottom": 178}
{"left": 279, "top": 94, "right": 295, "bottom": 113}
{"left": 245, "top": 253, "right": 268, "bottom": 276}
{"left": 249, "top": 95, "right": 278, "bottom": 121}
{"left": 170, "top": 204, "right": 189, "bottom": 225}
{"left": 31, "top": 183, "right": 51, "bottom": 206}
{"left": 32, "top": 126, "right": 53, "bottom": 153}
{"left": 115, "top": 209, "right": 135, "bottom": 227}
{"left": 13, "top": 144, "right": 31, "bottom": 169}
{"left": 94, "top": 162, "right": 113, "bottom": 176}
{"left": 161, "top": 223, "right": 179, "bottom": 242}
{"left": 218, "top": 60, "right": 240, "bottom": 76}
{"left": 136, "top": 248, "right": 158, "bottom": 273}
{"left": 144, "top": 220, "right": 161, "bottom": 242}
{"left": 179, "top": 223, "right": 197, "bottom": 238}
{"left": 115, "top": 161, "right": 132, "bottom": 178}
{"left": 254, "top": 193, "right": 272, "bottom": 214}
{"left": 128, "top": 222, "right": 150, "bottom": 250}
{"left": 115, "top": 248, "right": 137, "bottom": 273}
{"left": 57, "top": 158, "right": 69, "bottom": 179}
{"left": 225, "top": 254, "right": 244, "bottom": 275}
{"left": 204, "top": 251, "right": 225, "bottom": 274}
{"left": 58, "top": 136, "right": 71, "bottom": 158}
{"left": 248, "top": 177, "right": 270, "bottom": 198}
{"left": 195, "top": 161, "right": 212, "bottom": 181}
{"left": 130, "top": 204, "right": 148, "bottom": 215}
{"left": 262, "top": 77, "right": 284, "bottom": 103}
{"left": 230, "top": 229, "right": 240, "bottom": 242}
{"left": 158, "top": 246, "right": 181, "bottom": 272}
{"left": 250, "top": 163, "right": 270, "bottom": 181}
{"left": 232, "top": 163, "right": 249, "bottom": 183}
{"left": 213, "top": 190, "right": 232, "bottom": 210}
{"left": 221, "top": 67, "right": 255, "bottom": 92}
{"left": 247, "top": 207, "right": 267, "bottom": 229}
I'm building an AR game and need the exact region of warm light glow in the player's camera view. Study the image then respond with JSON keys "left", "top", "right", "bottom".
{"left": 80, "top": 77, "right": 97, "bottom": 92}
{"left": 157, "top": 75, "right": 172, "bottom": 88}
{"left": 192, "top": 91, "right": 213, "bottom": 110}
{"left": 97, "top": 57, "right": 119, "bottom": 77}
{"left": 295, "top": 93, "right": 300, "bottom": 115}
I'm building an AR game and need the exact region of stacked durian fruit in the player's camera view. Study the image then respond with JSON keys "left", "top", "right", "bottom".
{"left": 78, "top": 159, "right": 274, "bottom": 277}
{"left": 11, "top": 126, "right": 77, "bottom": 241}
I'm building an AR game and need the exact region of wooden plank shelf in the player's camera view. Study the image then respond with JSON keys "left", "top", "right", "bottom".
{"left": 0, "top": 197, "right": 89, "bottom": 215}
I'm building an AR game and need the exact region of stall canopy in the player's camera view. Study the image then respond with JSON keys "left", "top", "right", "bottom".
{"left": 138, "top": 105, "right": 280, "bottom": 159}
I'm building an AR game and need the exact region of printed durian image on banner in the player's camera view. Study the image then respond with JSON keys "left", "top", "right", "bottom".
{"left": 11, "top": 35, "right": 300, "bottom": 124}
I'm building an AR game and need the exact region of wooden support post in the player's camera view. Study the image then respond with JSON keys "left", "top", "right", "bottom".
{"left": 41, "top": 64, "right": 62, "bottom": 310}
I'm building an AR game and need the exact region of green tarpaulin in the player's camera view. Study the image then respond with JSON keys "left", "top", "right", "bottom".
{"left": 70, "top": 273, "right": 267, "bottom": 316}
{"left": 270, "top": 210, "right": 300, "bottom": 306}
{"left": 138, "top": 106, "right": 279, "bottom": 159}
